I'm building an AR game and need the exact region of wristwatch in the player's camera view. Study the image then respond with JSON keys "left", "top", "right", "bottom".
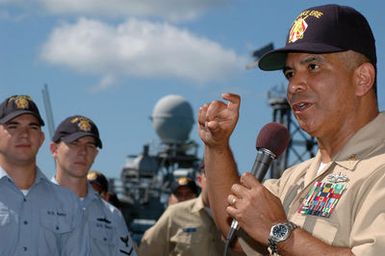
{"left": 267, "top": 221, "right": 297, "bottom": 255}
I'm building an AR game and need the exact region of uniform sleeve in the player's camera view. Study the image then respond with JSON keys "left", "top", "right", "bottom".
{"left": 263, "top": 164, "right": 300, "bottom": 198}
{"left": 350, "top": 166, "right": 385, "bottom": 255}
{"left": 137, "top": 209, "right": 172, "bottom": 256}
{"left": 114, "top": 209, "right": 137, "bottom": 256}
{"left": 263, "top": 178, "right": 281, "bottom": 196}
{"left": 238, "top": 230, "right": 266, "bottom": 256}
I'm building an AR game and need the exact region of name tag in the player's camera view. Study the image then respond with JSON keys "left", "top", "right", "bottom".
{"left": 183, "top": 227, "right": 197, "bottom": 233}
{"left": 298, "top": 181, "right": 346, "bottom": 218}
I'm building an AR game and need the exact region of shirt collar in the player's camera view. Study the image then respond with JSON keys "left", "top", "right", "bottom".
{"left": 333, "top": 112, "right": 385, "bottom": 171}
{"left": 0, "top": 165, "right": 47, "bottom": 186}
{"left": 51, "top": 176, "right": 99, "bottom": 201}
{"left": 0, "top": 166, "right": 8, "bottom": 181}
{"left": 303, "top": 112, "right": 385, "bottom": 184}
{"left": 191, "top": 194, "right": 205, "bottom": 213}
{"left": 35, "top": 167, "right": 48, "bottom": 184}
{"left": 86, "top": 183, "right": 101, "bottom": 200}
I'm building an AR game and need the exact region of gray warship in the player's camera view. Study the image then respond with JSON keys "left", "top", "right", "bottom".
{"left": 110, "top": 95, "right": 202, "bottom": 244}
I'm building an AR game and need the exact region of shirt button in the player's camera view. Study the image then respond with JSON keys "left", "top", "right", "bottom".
{"left": 23, "top": 221, "right": 28, "bottom": 225}
{"left": 23, "top": 247, "right": 27, "bottom": 251}
{"left": 103, "top": 238, "right": 107, "bottom": 241}
{"left": 56, "top": 226, "right": 60, "bottom": 230}
{"left": 23, "top": 198, "right": 27, "bottom": 202}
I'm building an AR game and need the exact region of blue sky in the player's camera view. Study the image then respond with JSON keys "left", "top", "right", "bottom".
{"left": 1, "top": 0, "right": 384, "bottom": 179}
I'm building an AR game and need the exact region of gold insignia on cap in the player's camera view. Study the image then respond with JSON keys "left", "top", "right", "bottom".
{"left": 288, "top": 10, "right": 324, "bottom": 43}
{"left": 178, "top": 177, "right": 190, "bottom": 186}
{"left": 9, "top": 95, "right": 32, "bottom": 109}
{"left": 87, "top": 171, "right": 97, "bottom": 181}
{"left": 71, "top": 116, "right": 92, "bottom": 132}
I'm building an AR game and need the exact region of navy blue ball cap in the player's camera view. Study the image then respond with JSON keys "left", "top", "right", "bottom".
{"left": 171, "top": 177, "right": 198, "bottom": 195}
{"left": 52, "top": 115, "right": 102, "bottom": 148}
{"left": 258, "top": 4, "right": 376, "bottom": 71}
{"left": 87, "top": 170, "right": 109, "bottom": 192}
{"left": 0, "top": 95, "right": 45, "bottom": 126}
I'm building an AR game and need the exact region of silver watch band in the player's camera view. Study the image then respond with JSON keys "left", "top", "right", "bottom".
{"left": 267, "top": 221, "right": 297, "bottom": 255}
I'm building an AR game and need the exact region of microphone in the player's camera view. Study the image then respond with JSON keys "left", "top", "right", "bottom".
{"left": 252, "top": 122, "right": 290, "bottom": 179}
{"left": 225, "top": 122, "right": 290, "bottom": 255}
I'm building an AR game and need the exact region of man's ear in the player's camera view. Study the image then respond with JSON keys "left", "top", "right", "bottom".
{"left": 196, "top": 174, "right": 203, "bottom": 187}
{"left": 354, "top": 62, "right": 375, "bottom": 97}
{"left": 39, "top": 131, "right": 45, "bottom": 148}
{"left": 50, "top": 142, "right": 58, "bottom": 156}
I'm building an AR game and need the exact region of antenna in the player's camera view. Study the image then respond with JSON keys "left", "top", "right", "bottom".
{"left": 245, "top": 42, "right": 274, "bottom": 69}
{"left": 41, "top": 84, "right": 55, "bottom": 139}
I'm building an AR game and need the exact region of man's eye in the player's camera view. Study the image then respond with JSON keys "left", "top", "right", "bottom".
{"left": 284, "top": 70, "right": 294, "bottom": 80}
{"left": 309, "top": 63, "right": 319, "bottom": 71}
{"left": 87, "top": 144, "right": 97, "bottom": 150}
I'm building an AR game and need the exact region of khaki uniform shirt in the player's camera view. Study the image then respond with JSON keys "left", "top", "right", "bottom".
{"left": 241, "top": 112, "right": 385, "bottom": 256}
{"left": 138, "top": 195, "right": 243, "bottom": 256}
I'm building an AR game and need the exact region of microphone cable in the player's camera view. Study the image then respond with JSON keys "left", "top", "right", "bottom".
{"left": 223, "top": 219, "right": 239, "bottom": 256}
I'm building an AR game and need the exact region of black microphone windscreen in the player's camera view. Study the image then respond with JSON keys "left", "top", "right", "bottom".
{"left": 256, "top": 122, "right": 290, "bottom": 158}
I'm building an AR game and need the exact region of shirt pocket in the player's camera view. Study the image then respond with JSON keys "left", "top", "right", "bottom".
{"left": 171, "top": 227, "right": 205, "bottom": 254}
{"left": 312, "top": 218, "right": 339, "bottom": 245}
{"left": 305, "top": 216, "right": 338, "bottom": 245}
{"left": 39, "top": 208, "right": 75, "bottom": 256}
{"left": 292, "top": 214, "right": 339, "bottom": 245}
{"left": 40, "top": 208, "right": 74, "bottom": 234}
{"left": 89, "top": 219, "right": 117, "bottom": 254}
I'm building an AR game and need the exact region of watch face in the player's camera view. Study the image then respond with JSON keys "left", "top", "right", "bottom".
{"left": 272, "top": 224, "right": 289, "bottom": 240}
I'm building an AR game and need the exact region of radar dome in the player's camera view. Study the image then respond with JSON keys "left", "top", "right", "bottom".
{"left": 151, "top": 95, "right": 194, "bottom": 144}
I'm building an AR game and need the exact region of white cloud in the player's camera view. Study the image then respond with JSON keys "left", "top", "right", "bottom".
{"left": 41, "top": 18, "right": 246, "bottom": 89}
{"left": 39, "top": 0, "right": 229, "bottom": 21}
{"left": 1, "top": 0, "right": 230, "bottom": 21}
{"left": 90, "top": 74, "right": 117, "bottom": 92}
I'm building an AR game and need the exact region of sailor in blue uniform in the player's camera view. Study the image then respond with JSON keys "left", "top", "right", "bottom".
{"left": 0, "top": 95, "right": 86, "bottom": 256}
{"left": 50, "top": 115, "right": 137, "bottom": 256}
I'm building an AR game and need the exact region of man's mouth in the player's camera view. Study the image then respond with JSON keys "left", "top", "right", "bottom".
{"left": 74, "top": 161, "right": 87, "bottom": 166}
{"left": 292, "top": 102, "right": 312, "bottom": 112}
{"left": 16, "top": 144, "right": 31, "bottom": 148}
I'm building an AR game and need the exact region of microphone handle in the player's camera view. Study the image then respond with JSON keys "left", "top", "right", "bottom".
{"left": 251, "top": 149, "right": 275, "bottom": 181}
{"left": 229, "top": 150, "right": 275, "bottom": 231}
